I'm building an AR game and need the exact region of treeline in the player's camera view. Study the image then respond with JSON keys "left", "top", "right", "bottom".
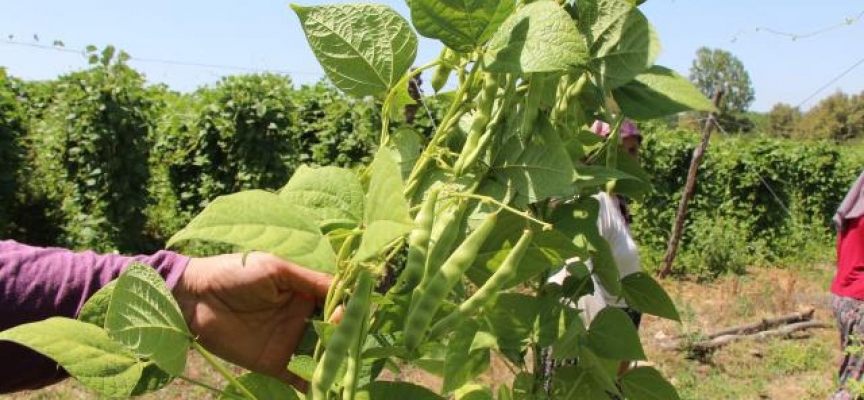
{"left": 0, "top": 58, "right": 859, "bottom": 275}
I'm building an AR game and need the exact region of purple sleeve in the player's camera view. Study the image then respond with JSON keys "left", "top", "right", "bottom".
{"left": 0, "top": 240, "right": 190, "bottom": 393}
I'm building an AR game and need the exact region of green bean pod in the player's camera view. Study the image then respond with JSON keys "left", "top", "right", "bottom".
{"left": 310, "top": 270, "right": 374, "bottom": 400}
{"left": 390, "top": 189, "right": 439, "bottom": 295}
{"left": 419, "top": 200, "right": 469, "bottom": 294}
{"left": 428, "top": 229, "right": 533, "bottom": 339}
{"left": 431, "top": 48, "right": 458, "bottom": 93}
{"left": 404, "top": 212, "right": 499, "bottom": 351}
{"left": 454, "top": 73, "right": 499, "bottom": 176}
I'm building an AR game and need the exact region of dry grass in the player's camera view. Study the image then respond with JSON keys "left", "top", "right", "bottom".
{"left": 2, "top": 264, "right": 841, "bottom": 399}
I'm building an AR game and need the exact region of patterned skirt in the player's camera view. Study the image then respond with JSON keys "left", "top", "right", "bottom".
{"left": 832, "top": 294, "right": 864, "bottom": 400}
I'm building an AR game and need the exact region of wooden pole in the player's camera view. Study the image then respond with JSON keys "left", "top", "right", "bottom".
{"left": 657, "top": 88, "right": 724, "bottom": 278}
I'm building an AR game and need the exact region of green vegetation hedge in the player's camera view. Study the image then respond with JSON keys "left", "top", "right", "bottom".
{"left": 0, "top": 61, "right": 857, "bottom": 274}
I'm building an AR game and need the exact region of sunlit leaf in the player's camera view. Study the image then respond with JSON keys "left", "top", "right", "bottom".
{"left": 279, "top": 165, "right": 364, "bottom": 230}
{"left": 614, "top": 65, "right": 718, "bottom": 119}
{"left": 292, "top": 3, "right": 417, "bottom": 98}
{"left": 168, "top": 190, "right": 337, "bottom": 273}
{"left": 407, "top": 0, "right": 515, "bottom": 52}
{"left": 586, "top": 307, "right": 645, "bottom": 360}
{"left": 0, "top": 318, "right": 145, "bottom": 397}
{"left": 484, "top": 1, "right": 588, "bottom": 74}
{"left": 622, "top": 272, "right": 681, "bottom": 321}
{"left": 105, "top": 263, "right": 191, "bottom": 376}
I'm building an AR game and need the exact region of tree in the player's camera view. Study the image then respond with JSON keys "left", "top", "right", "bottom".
{"left": 767, "top": 102, "right": 801, "bottom": 138}
{"left": 689, "top": 47, "right": 755, "bottom": 113}
{"left": 797, "top": 91, "right": 864, "bottom": 141}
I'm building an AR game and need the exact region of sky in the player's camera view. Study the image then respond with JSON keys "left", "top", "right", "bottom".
{"left": 1, "top": 1, "right": 862, "bottom": 112}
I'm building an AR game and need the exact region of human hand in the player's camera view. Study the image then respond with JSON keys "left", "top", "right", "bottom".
{"left": 172, "top": 252, "right": 331, "bottom": 388}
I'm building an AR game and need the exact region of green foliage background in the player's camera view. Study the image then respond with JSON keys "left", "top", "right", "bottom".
{"left": 0, "top": 63, "right": 857, "bottom": 269}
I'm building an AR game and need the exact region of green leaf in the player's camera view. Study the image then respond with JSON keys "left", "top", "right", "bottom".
{"left": 485, "top": 293, "right": 538, "bottom": 351}
{"left": 613, "top": 65, "right": 718, "bottom": 120}
{"left": 168, "top": 190, "right": 337, "bottom": 273}
{"left": 0, "top": 318, "right": 145, "bottom": 397}
{"left": 455, "top": 383, "right": 494, "bottom": 400}
{"left": 279, "top": 165, "right": 365, "bottom": 230}
{"left": 220, "top": 372, "right": 301, "bottom": 400}
{"left": 622, "top": 272, "right": 681, "bottom": 321}
{"left": 552, "top": 314, "right": 586, "bottom": 360}
{"left": 492, "top": 118, "right": 575, "bottom": 208}
{"left": 579, "top": 0, "right": 661, "bottom": 89}
{"left": 354, "top": 148, "right": 413, "bottom": 262}
{"left": 620, "top": 367, "right": 681, "bottom": 400}
{"left": 574, "top": 164, "right": 648, "bottom": 199}
{"left": 586, "top": 307, "right": 645, "bottom": 360}
{"left": 287, "top": 355, "right": 316, "bottom": 382}
{"left": 79, "top": 280, "right": 117, "bottom": 327}
{"left": 105, "top": 263, "right": 191, "bottom": 376}
{"left": 389, "top": 128, "right": 424, "bottom": 183}
{"left": 291, "top": 3, "right": 418, "bottom": 98}
{"left": 484, "top": 1, "right": 588, "bottom": 74}
{"left": 356, "top": 381, "right": 443, "bottom": 400}
{"left": 467, "top": 211, "right": 582, "bottom": 290}
{"left": 549, "top": 366, "right": 608, "bottom": 400}
{"left": 406, "top": 0, "right": 515, "bottom": 52}
{"left": 443, "top": 320, "right": 490, "bottom": 393}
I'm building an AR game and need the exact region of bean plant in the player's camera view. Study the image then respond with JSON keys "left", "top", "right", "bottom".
{"left": 0, "top": 0, "right": 717, "bottom": 399}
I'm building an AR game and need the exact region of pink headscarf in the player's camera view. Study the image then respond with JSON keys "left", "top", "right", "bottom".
{"left": 590, "top": 119, "right": 642, "bottom": 142}
{"left": 835, "top": 171, "right": 864, "bottom": 231}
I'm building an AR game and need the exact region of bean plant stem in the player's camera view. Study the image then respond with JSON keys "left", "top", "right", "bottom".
{"left": 446, "top": 192, "right": 553, "bottom": 230}
{"left": 380, "top": 60, "right": 440, "bottom": 146}
{"left": 177, "top": 374, "right": 243, "bottom": 400}
{"left": 192, "top": 342, "right": 259, "bottom": 400}
{"left": 405, "top": 60, "right": 481, "bottom": 198}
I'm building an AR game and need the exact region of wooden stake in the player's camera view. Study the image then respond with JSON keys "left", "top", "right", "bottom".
{"left": 657, "top": 88, "right": 725, "bottom": 278}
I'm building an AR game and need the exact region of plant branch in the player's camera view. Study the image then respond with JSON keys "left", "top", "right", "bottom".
{"left": 178, "top": 374, "right": 243, "bottom": 400}
{"left": 446, "top": 192, "right": 554, "bottom": 231}
{"left": 193, "top": 342, "right": 258, "bottom": 400}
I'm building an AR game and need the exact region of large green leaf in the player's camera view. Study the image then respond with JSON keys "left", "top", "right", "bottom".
{"left": 443, "top": 320, "right": 490, "bottom": 393}
{"left": 77, "top": 280, "right": 174, "bottom": 395}
{"left": 0, "top": 317, "right": 145, "bottom": 397}
{"left": 578, "top": 0, "right": 660, "bottom": 89}
{"left": 291, "top": 3, "right": 417, "bottom": 98}
{"left": 354, "top": 148, "right": 413, "bottom": 262}
{"left": 279, "top": 165, "right": 365, "bottom": 230}
{"left": 220, "top": 372, "right": 301, "bottom": 400}
{"left": 585, "top": 307, "right": 645, "bottom": 360}
{"left": 168, "top": 190, "right": 337, "bottom": 273}
{"left": 105, "top": 263, "right": 191, "bottom": 376}
{"left": 620, "top": 366, "right": 681, "bottom": 400}
{"left": 622, "top": 272, "right": 681, "bottom": 321}
{"left": 79, "top": 280, "right": 117, "bottom": 327}
{"left": 406, "top": 0, "right": 515, "bottom": 52}
{"left": 356, "top": 381, "right": 443, "bottom": 400}
{"left": 484, "top": 1, "right": 588, "bottom": 74}
{"left": 613, "top": 65, "right": 718, "bottom": 120}
{"left": 492, "top": 118, "right": 575, "bottom": 208}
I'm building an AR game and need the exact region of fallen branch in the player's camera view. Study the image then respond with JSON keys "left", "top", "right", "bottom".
{"left": 688, "top": 321, "right": 829, "bottom": 352}
{"left": 657, "top": 308, "right": 826, "bottom": 352}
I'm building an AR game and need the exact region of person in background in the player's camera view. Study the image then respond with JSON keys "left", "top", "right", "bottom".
{"left": 830, "top": 170, "right": 864, "bottom": 400}
{"left": 0, "top": 241, "right": 331, "bottom": 394}
{"left": 546, "top": 119, "right": 645, "bottom": 379}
